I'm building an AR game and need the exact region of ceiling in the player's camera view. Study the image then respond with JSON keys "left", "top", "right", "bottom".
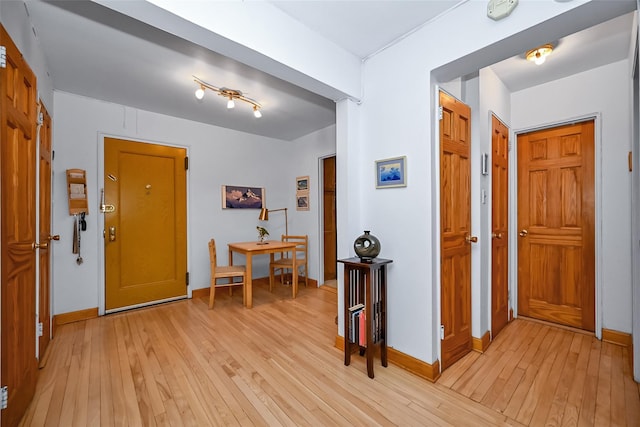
{"left": 18, "top": 1, "right": 636, "bottom": 141}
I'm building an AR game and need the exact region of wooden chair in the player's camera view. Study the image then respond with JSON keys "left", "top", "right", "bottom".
{"left": 208, "top": 239, "right": 246, "bottom": 309}
{"left": 269, "top": 235, "right": 308, "bottom": 295}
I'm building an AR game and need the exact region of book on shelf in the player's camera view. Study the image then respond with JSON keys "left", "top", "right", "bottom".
{"left": 349, "top": 304, "right": 364, "bottom": 343}
{"left": 358, "top": 310, "right": 366, "bottom": 346}
{"left": 348, "top": 303, "right": 364, "bottom": 312}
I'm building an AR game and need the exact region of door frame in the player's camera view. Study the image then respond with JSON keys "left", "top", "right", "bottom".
{"left": 510, "top": 113, "right": 602, "bottom": 338}
{"left": 96, "top": 133, "right": 191, "bottom": 315}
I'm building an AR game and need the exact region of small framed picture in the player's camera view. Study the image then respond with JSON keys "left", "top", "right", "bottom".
{"left": 296, "top": 193, "right": 310, "bottom": 211}
{"left": 222, "top": 185, "right": 264, "bottom": 209}
{"left": 375, "top": 156, "right": 407, "bottom": 188}
{"left": 296, "top": 176, "right": 309, "bottom": 191}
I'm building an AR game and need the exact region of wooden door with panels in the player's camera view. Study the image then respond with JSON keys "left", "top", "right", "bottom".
{"left": 104, "top": 137, "right": 188, "bottom": 311}
{"left": 1, "top": 24, "right": 39, "bottom": 427}
{"left": 491, "top": 114, "right": 510, "bottom": 338}
{"left": 439, "top": 90, "right": 474, "bottom": 370}
{"left": 323, "top": 156, "right": 337, "bottom": 282}
{"left": 517, "top": 120, "right": 595, "bottom": 331}
{"left": 38, "top": 102, "right": 56, "bottom": 362}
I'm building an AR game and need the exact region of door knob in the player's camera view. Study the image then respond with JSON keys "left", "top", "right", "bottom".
{"left": 32, "top": 242, "right": 48, "bottom": 250}
{"left": 492, "top": 232, "right": 503, "bottom": 239}
{"left": 465, "top": 235, "right": 478, "bottom": 243}
{"left": 48, "top": 235, "right": 60, "bottom": 241}
{"left": 109, "top": 226, "right": 116, "bottom": 242}
{"left": 519, "top": 229, "right": 528, "bottom": 237}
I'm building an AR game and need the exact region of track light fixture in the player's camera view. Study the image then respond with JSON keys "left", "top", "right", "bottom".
{"left": 193, "top": 76, "right": 262, "bottom": 118}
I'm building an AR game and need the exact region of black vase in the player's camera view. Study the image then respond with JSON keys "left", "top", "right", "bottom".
{"left": 354, "top": 230, "right": 381, "bottom": 262}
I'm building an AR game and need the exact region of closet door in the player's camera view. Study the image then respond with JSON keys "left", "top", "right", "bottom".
{"left": 1, "top": 24, "right": 39, "bottom": 426}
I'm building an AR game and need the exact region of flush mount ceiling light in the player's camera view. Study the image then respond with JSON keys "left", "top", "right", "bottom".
{"left": 193, "top": 76, "right": 262, "bottom": 118}
{"left": 526, "top": 44, "right": 553, "bottom": 65}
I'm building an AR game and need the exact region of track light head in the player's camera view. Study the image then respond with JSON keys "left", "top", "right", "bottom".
{"left": 193, "top": 76, "right": 263, "bottom": 117}
{"left": 195, "top": 86, "right": 205, "bottom": 100}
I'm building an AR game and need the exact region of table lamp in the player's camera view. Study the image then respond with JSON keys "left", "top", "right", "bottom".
{"left": 258, "top": 207, "right": 288, "bottom": 236}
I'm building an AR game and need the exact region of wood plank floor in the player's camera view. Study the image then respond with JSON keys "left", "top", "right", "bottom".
{"left": 438, "top": 318, "right": 640, "bottom": 426}
{"left": 20, "top": 280, "right": 638, "bottom": 426}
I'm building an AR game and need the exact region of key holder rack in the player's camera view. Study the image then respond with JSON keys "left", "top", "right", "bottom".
{"left": 66, "top": 169, "right": 88, "bottom": 215}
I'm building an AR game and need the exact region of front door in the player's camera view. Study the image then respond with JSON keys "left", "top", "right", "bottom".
{"left": 439, "top": 90, "right": 473, "bottom": 370}
{"left": 1, "top": 25, "right": 39, "bottom": 426}
{"left": 517, "top": 120, "right": 595, "bottom": 331}
{"left": 104, "top": 137, "right": 188, "bottom": 311}
{"left": 491, "top": 114, "right": 510, "bottom": 338}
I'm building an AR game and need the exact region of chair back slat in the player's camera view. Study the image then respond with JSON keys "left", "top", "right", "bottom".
{"left": 281, "top": 234, "right": 307, "bottom": 260}
{"left": 208, "top": 239, "right": 218, "bottom": 275}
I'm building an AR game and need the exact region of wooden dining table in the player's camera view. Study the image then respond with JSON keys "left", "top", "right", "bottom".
{"left": 227, "top": 240, "right": 298, "bottom": 308}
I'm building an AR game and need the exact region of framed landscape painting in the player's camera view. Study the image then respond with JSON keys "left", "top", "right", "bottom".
{"left": 375, "top": 156, "right": 406, "bottom": 188}
{"left": 222, "top": 185, "right": 264, "bottom": 209}
{"left": 296, "top": 176, "right": 309, "bottom": 191}
{"left": 296, "top": 193, "right": 309, "bottom": 211}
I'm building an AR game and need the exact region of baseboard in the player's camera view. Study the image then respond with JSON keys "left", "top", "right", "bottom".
{"left": 52, "top": 307, "right": 98, "bottom": 336}
{"left": 191, "top": 287, "right": 210, "bottom": 299}
{"left": 602, "top": 328, "right": 633, "bottom": 347}
{"left": 334, "top": 335, "right": 441, "bottom": 382}
{"left": 472, "top": 331, "right": 491, "bottom": 353}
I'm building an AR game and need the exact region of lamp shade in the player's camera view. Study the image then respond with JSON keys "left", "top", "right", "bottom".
{"left": 258, "top": 208, "right": 269, "bottom": 221}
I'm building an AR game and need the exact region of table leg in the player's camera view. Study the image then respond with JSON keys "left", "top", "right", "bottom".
{"left": 245, "top": 253, "right": 253, "bottom": 308}
{"left": 366, "top": 269, "right": 374, "bottom": 379}
{"left": 292, "top": 257, "right": 298, "bottom": 298}
{"left": 343, "top": 265, "right": 351, "bottom": 367}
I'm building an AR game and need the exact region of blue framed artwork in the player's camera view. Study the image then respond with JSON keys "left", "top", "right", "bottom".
{"left": 375, "top": 156, "right": 407, "bottom": 188}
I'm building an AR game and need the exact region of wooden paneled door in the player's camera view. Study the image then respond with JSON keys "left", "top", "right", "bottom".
{"left": 1, "top": 25, "right": 39, "bottom": 426}
{"left": 517, "top": 120, "right": 595, "bottom": 331}
{"left": 38, "top": 103, "right": 55, "bottom": 361}
{"left": 323, "top": 156, "right": 337, "bottom": 282}
{"left": 439, "top": 90, "right": 474, "bottom": 370}
{"left": 491, "top": 114, "right": 509, "bottom": 338}
{"left": 104, "top": 137, "right": 188, "bottom": 311}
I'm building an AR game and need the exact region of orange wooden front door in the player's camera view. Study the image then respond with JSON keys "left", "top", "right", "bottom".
{"left": 104, "top": 138, "right": 188, "bottom": 311}
{"left": 38, "top": 103, "right": 54, "bottom": 360}
{"left": 517, "top": 120, "right": 595, "bottom": 331}
{"left": 491, "top": 114, "right": 510, "bottom": 338}
{"left": 439, "top": 91, "right": 473, "bottom": 369}
{"left": 1, "top": 25, "right": 39, "bottom": 426}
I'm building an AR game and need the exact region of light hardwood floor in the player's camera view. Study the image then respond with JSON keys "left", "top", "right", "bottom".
{"left": 439, "top": 318, "right": 640, "bottom": 426}
{"left": 20, "top": 280, "right": 638, "bottom": 426}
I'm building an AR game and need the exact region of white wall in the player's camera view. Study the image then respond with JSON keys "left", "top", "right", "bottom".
{"left": 354, "top": 0, "right": 634, "bottom": 366}
{"left": 51, "top": 91, "right": 335, "bottom": 315}
{"left": 1, "top": 1, "right": 54, "bottom": 111}
{"left": 290, "top": 125, "right": 337, "bottom": 283}
{"left": 511, "top": 60, "right": 633, "bottom": 334}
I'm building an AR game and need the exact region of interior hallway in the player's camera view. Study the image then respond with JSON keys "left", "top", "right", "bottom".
{"left": 20, "top": 281, "right": 639, "bottom": 426}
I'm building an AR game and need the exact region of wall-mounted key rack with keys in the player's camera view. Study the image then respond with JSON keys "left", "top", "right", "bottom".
{"left": 66, "top": 168, "right": 88, "bottom": 215}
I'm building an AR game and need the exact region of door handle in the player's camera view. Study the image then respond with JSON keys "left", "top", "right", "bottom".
{"left": 48, "top": 235, "right": 60, "bottom": 241}
{"left": 465, "top": 235, "right": 478, "bottom": 243}
{"left": 32, "top": 242, "right": 48, "bottom": 250}
{"left": 492, "top": 232, "right": 503, "bottom": 239}
{"left": 109, "top": 226, "right": 116, "bottom": 242}
{"left": 519, "top": 229, "right": 528, "bottom": 237}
